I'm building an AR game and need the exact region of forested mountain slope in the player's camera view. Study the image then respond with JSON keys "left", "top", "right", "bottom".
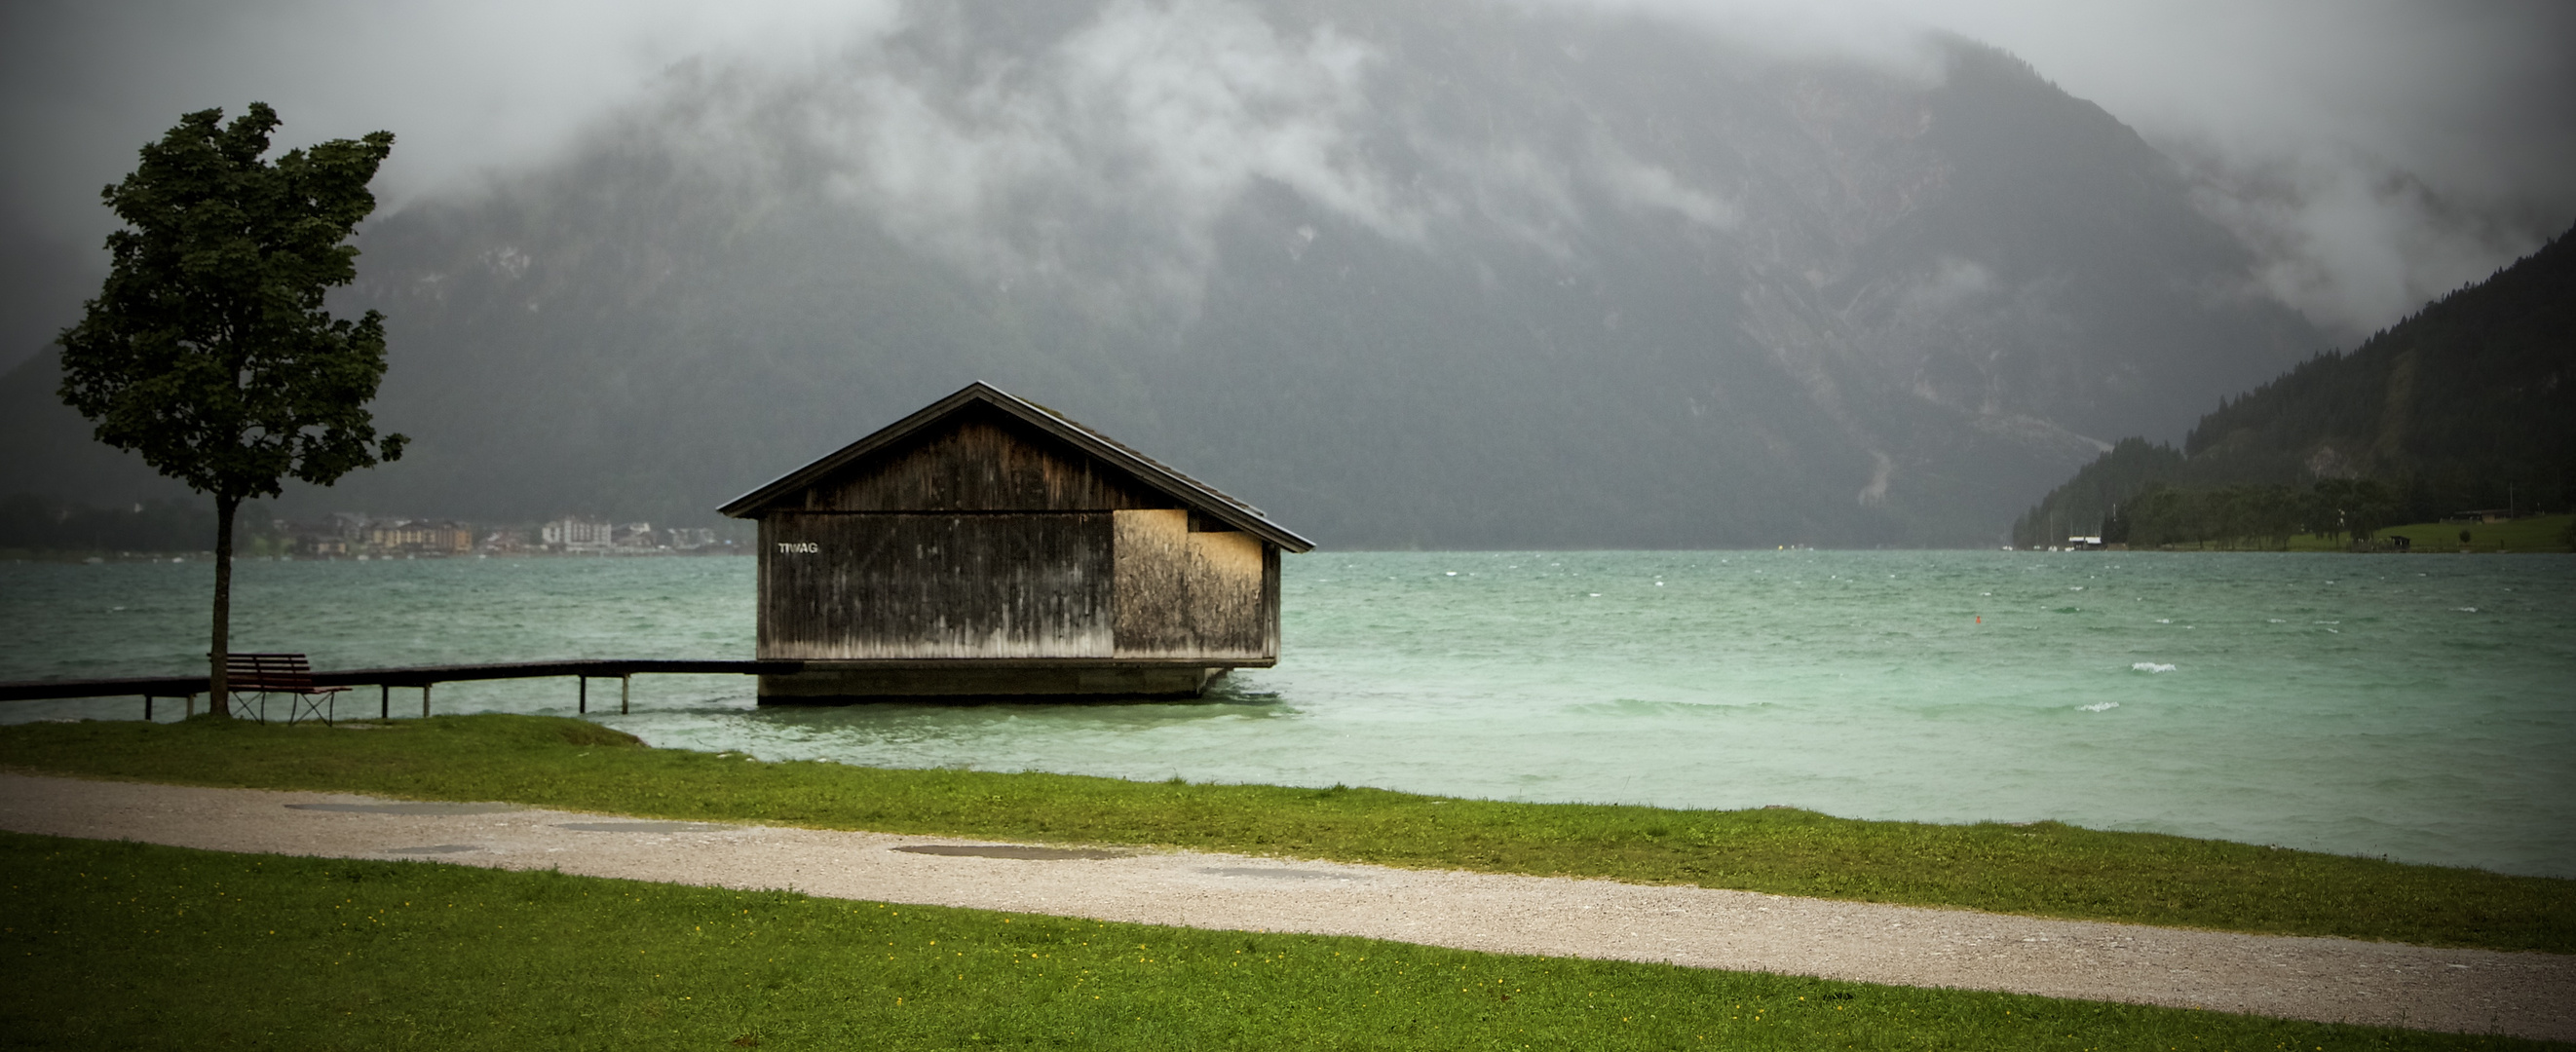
{"left": 2014, "top": 224, "right": 2574, "bottom": 546}
{"left": 1, "top": 0, "right": 2319, "bottom": 547}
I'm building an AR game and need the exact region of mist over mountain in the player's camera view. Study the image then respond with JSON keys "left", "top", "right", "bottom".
{"left": 0, "top": 0, "right": 2323, "bottom": 547}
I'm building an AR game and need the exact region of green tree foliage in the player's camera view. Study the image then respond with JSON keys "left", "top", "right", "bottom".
{"left": 2015, "top": 223, "right": 2576, "bottom": 545}
{"left": 56, "top": 103, "right": 403, "bottom": 714}
{"left": 2037, "top": 464, "right": 2479, "bottom": 553}
{"left": 2030, "top": 478, "right": 2399, "bottom": 551}
{"left": 2011, "top": 437, "right": 2181, "bottom": 546}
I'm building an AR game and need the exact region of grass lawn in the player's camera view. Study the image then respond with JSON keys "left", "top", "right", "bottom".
{"left": 3, "top": 715, "right": 2569, "bottom": 954}
{"left": 2282, "top": 512, "right": 2574, "bottom": 552}
{"left": 3, "top": 833, "right": 2559, "bottom": 1051}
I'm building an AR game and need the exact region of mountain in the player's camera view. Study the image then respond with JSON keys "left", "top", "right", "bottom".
{"left": 0, "top": 0, "right": 2320, "bottom": 547}
{"left": 2013, "top": 223, "right": 2575, "bottom": 546}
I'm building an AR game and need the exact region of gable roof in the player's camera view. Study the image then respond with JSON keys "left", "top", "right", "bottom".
{"left": 717, "top": 382, "right": 1314, "bottom": 552}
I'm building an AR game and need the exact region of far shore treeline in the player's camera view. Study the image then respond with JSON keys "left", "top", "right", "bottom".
{"left": 0, "top": 492, "right": 226, "bottom": 555}
{"left": 2015, "top": 223, "right": 2575, "bottom": 550}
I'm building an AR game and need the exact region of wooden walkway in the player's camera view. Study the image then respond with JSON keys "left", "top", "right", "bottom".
{"left": 0, "top": 659, "right": 805, "bottom": 719}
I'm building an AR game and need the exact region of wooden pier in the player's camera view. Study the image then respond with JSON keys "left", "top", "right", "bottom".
{"left": 0, "top": 659, "right": 806, "bottom": 720}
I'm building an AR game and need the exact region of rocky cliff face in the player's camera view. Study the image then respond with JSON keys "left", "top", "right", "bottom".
{"left": 1, "top": 0, "right": 2321, "bottom": 546}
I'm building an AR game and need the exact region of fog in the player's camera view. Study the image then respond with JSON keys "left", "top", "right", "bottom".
{"left": 1910, "top": 0, "right": 2576, "bottom": 336}
{"left": 4, "top": 0, "right": 2568, "bottom": 358}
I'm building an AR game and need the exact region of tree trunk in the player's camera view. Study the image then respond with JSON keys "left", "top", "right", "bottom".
{"left": 208, "top": 493, "right": 239, "bottom": 718}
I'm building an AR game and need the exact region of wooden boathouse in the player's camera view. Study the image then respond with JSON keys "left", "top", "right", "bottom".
{"left": 716, "top": 382, "right": 1314, "bottom": 701}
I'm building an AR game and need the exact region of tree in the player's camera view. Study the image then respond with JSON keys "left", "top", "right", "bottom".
{"left": 57, "top": 103, "right": 404, "bottom": 716}
{"left": 2099, "top": 502, "right": 2130, "bottom": 545}
{"left": 2343, "top": 479, "right": 2399, "bottom": 545}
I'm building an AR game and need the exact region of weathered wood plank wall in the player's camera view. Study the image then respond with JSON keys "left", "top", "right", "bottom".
{"left": 1111, "top": 509, "right": 1267, "bottom": 658}
{"left": 799, "top": 409, "right": 1164, "bottom": 512}
{"left": 760, "top": 512, "right": 1114, "bottom": 659}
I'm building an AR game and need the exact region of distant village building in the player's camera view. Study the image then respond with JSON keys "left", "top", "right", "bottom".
{"left": 665, "top": 527, "right": 719, "bottom": 550}
{"left": 542, "top": 517, "right": 615, "bottom": 553}
{"left": 364, "top": 519, "right": 474, "bottom": 555}
{"left": 718, "top": 382, "right": 1314, "bottom": 701}
{"left": 283, "top": 520, "right": 349, "bottom": 557}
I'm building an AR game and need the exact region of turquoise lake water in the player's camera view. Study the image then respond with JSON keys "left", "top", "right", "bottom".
{"left": 4, "top": 550, "right": 2570, "bottom": 878}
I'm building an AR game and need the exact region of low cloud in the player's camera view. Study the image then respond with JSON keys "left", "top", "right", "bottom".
{"left": 1870, "top": 0, "right": 2576, "bottom": 339}
{"left": 0, "top": 0, "right": 901, "bottom": 230}
{"left": 1550, "top": 0, "right": 2576, "bottom": 339}
{"left": 813, "top": 0, "right": 1419, "bottom": 316}
{"left": 640, "top": 0, "right": 1756, "bottom": 319}
{"left": 6, "top": 0, "right": 2568, "bottom": 353}
{"left": 1587, "top": 142, "right": 1739, "bottom": 232}
{"left": 2178, "top": 143, "right": 2552, "bottom": 339}
{"left": 1901, "top": 256, "right": 1995, "bottom": 312}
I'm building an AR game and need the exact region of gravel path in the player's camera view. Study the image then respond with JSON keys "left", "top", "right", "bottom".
{"left": 4, "top": 772, "right": 2567, "bottom": 1041}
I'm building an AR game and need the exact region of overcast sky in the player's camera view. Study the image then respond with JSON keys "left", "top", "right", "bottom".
{"left": 4, "top": 0, "right": 2569, "bottom": 367}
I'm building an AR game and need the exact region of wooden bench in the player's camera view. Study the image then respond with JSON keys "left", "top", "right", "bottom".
{"left": 225, "top": 653, "right": 348, "bottom": 725}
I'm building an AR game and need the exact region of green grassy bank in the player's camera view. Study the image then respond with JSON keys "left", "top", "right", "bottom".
{"left": 3, "top": 833, "right": 2557, "bottom": 1051}
{"left": 2283, "top": 512, "right": 2573, "bottom": 552}
{"left": 2, "top": 715, "right": 2569, "bottom": 954}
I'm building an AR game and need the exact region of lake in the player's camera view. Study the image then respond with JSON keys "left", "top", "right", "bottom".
{"left": 4, "top": 549, "right": 2569, "bottom": 877}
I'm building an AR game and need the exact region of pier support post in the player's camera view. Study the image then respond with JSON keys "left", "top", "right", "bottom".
{"left": 578, "top": 677, "right": 587, "bottom": 715}
{"left": 621, "top": 675, "right": 630, "bottom": 715}
{"left": 380, "top": 684, "right": 389, "bottom": 720}
{"left": 421, "top": 684, "right": 431, "bottom": 719}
